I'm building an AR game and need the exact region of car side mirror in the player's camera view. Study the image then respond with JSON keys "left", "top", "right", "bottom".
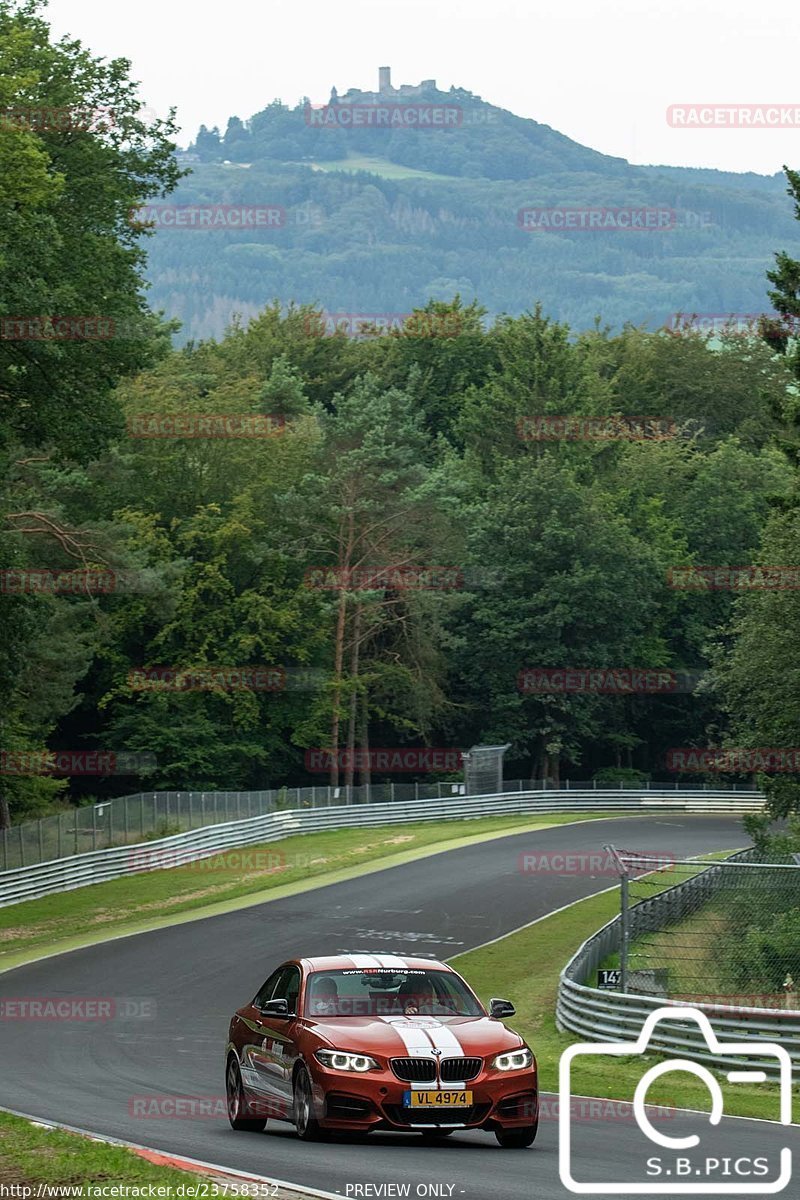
{"left": 261, "top": 997, "right": 290, "bottom": 1017}
{"left": 489, "top": 997, "right": 516, "bottom": 1018}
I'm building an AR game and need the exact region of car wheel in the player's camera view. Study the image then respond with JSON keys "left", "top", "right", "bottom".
{"left": 495, "top": 1119, "right": 538, "bottom": 1149}
{"left": 293, "top": 1065, "right": 324, "bottom": 1141}
{"left": 226, "top": 1057, "right": 267, "bottom": 1132}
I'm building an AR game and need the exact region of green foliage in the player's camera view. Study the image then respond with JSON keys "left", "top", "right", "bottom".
{"left": 3, "top": 10, "right": 799, "bottom": 819}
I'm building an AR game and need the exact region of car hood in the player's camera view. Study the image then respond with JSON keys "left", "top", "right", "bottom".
{"left": 306, "top": 1015, "right": 525, "bottom": 1057}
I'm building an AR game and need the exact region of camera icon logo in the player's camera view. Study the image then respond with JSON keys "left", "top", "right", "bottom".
{"left": 559, "top": 1006, "right": 792, "bottom": 1194}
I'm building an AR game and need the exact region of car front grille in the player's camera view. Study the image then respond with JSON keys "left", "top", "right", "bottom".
{"left": 440, "top": 1056, "right": 482, "bottom": 1081}
{"left": 391, "top": 1057, "right": 437, "bottom": 1082}
{"left": 390, "top": 1056, "right": 482, "bottom": 1082}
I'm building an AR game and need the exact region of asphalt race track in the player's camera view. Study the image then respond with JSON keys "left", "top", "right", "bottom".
{"left": 0, "top": 815, "right": 795, "bottom": 1199}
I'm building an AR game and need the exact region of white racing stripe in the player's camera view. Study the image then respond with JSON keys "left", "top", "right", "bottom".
{"left": 346, "top": 954, "right": 383, "bottom": 969}
{"left": 421, "top": 1021, "right": 464, "bottom": 1057}
{"left": 378, "top": 1017, "right": 437, "bottom": 1056}
{"left": 374, "top": 954, "right": 408, "bottom": 969}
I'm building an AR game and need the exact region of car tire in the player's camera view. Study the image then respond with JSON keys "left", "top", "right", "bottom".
{"left": 226, "top": 1057, "right": 267, "bottom": 1132}
{"left": 495, "top": 1119, "right": 538, "bottom": 1149}
{"left": 293, "top": 1065, "right": 325, "bottom": 1141}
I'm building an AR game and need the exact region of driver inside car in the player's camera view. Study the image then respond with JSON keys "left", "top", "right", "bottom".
{"left": 310, "top": 977, "right": 339, "bottom": 1015}
{"left": 399, "top": 978, "right": 453, "bottom": 1016}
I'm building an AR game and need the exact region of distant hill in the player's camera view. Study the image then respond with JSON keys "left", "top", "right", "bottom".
{"left": 140, "top": 70, "right": 796, "bottom": 342}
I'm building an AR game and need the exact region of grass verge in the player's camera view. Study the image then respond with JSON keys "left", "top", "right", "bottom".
{"left": 0, "top": 1109, "right": 202, "bottom": 1195}
{"left": 0, "top": 812, "right": 620, "bottom": 972}
{"left": 451, "top": 858, "right": 796, "bottom": 1124}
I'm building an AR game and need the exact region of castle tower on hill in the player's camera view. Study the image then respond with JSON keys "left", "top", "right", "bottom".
{"left": 338, "top": 68, "right": 438, "bottom": 103}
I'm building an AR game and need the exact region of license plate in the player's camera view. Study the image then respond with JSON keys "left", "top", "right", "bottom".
{"left": 403, "top": 1090, "right": 473, "bottom": 1108}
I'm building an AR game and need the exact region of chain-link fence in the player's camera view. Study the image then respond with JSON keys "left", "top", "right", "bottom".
{"left": 605, "top": 847, "right": 800, "bottom": 1010}
{"left": 0, "top": 779, "right": 759, "bottom": 874}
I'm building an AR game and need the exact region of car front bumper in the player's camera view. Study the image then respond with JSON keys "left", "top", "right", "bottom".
{"left": 307, "top": 1062, "right": 538, "bottom": 1133}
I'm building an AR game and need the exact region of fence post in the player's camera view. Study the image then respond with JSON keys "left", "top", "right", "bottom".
{"left": 19, "top": 825, "right": 24, "bottom": 867}
{"left": 92, "top": 804, "right": 97, "bottom": 852}
{"left": 108, "top": 802, "right": 113, "bottom": 848}
{"left": 140, "top": 795, "right": 145, "bottom": 838}
{"left": 2, "top": 824, "right": 7, "bottom": 871}
{"left": 619, "top": 871, "right": 630, "bottom": 993}
{"left": 124, "top": 798, "right": 129, "bottom": 842}
{"left": 38, "top": 819, "right": 44, "bottom": 863}
{"left": 605, "top": 845, "right": 630, "bottom": 994}
{"left": 391, "top": 783, "right": 395, "bottom": 803}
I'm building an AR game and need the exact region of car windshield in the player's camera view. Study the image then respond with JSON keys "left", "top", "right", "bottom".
{"left": 305, "top": 968, "right": 483, "bottom": 1017}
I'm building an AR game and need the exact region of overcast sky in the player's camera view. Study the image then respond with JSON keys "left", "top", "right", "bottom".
{"left": 43, "top": 0, "right": 800, "bottom": 176}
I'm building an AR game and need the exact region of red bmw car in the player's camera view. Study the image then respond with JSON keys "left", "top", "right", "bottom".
{"left": 225, "top": 954, "right": 538, "bottom": 1148}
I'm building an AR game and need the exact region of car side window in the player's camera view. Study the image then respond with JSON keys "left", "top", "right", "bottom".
{"left": 273, "top": 966, "right": 301, "bottom": 1014}
{"left": 253, "top": 968, "right": 283, "bottom": 1009}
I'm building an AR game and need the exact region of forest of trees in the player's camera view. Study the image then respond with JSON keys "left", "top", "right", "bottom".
{"left": 5, "top": 1, "right": 800, "bottom": 827}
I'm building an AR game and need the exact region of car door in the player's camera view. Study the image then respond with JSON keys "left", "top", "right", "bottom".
{"left": 237, "top": 967, "right": 284, "bottom": 1107}
{"left": 241, "top": 964, "right": 302, "bottom": 1117}
{"left": 260, "top": 965, "right": 302, "bottom": 1114}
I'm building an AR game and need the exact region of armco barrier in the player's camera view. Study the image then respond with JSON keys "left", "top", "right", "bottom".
{"left": 556, "top": 851, "right": 800, "bottom": 1074}
{"left": 0, "top": 788, "right": 763, "bottom": 908}
{"left": 0, "top": 777, "right": 761, "bottom": 872}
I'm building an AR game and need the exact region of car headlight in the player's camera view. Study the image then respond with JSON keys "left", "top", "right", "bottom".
{"left": 491, "top": 1047, "right": 534, "bottom": 1071}
{"left": 314, "top": 1049, "right": 379, "bottom": 1072}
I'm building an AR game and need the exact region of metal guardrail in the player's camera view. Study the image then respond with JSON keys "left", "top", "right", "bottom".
{"left": 0, "top": 787, "right": 763, "bottom": 908}
{"left": 556, "top": 851, "right": 800, "bottom": 1073}
{"left": 0, "top": 777, "right": 761, "bottom": 872}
